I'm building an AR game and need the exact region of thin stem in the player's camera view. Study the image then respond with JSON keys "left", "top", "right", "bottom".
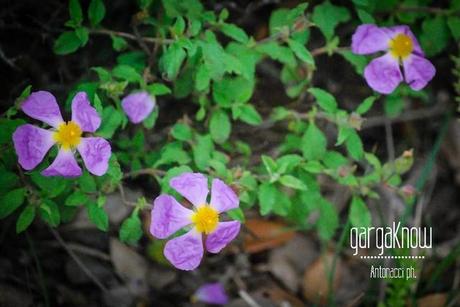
{"left": 90, "top": 29, "right": 174, "bottom": 44}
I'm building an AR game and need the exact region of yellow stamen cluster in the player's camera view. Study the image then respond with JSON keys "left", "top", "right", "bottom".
{"left": 389, "top": 33, "right": 413, "bottom": 60}
{"left": 53, "top": 121, "right": 82, "bottom": 150}
{"left": 191, "top": 205, "right": 219, "bottom": 234}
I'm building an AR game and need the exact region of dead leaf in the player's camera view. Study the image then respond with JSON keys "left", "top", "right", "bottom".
{"left": 302, "top": 252, "right": 343, "bottom": 305}
{"left": 258, "top": 286, "right": 305, "bottom": 307}
{"left": 417, "top": 293, "right": 447, "bottom": 307}
{"left": 243, "top": 219, "right": 296, "bottom": 254}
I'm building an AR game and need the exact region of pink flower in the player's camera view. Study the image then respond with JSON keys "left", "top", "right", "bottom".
{"left": 351, "top": 24, "right": 435, "bottom": 94}
{"left": 121, "top": 92, "right": 155, "bottom": 124}
{"left": 150, "top": 173, "right": 241, "bottom": 270}
{"left": 193, "top": 283, "right": 229, "bottom": 305}
{"left": 12, "top": 91, "right": 111, "bottom": 177}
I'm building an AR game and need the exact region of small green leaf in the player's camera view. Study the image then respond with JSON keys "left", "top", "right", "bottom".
{"left": 88, "top": 0, "right": 106, "bottom": 26}
{"left": 87, "top": 203, "right": 109, "bottom": 231}
{"left": 65, "top": 191, "right": 89, "bottom": 207}
{"left": 147, "top": 83, "right": 171, "bottom": 96}
{"left": 119, "top": 214, "right": 143, "bottom": 245}
{"left": 193, "top": 134, "right": 213, "bottom": 170}
{"left": 345, "top": 130, "right": 363, "bottom": 160}
{"left": 227, "top": 208, "right": 245, "bottom": 222}
{"left": 258, "top": 182, "right": 277, "bottom": 215}
{"left": 287, "top": 39, "right": 314, "bottom": 65}
{"left": 420, "top": 16, "right": 449, "bottom": 57}
{"left": 447, "top": 16, "right": 460, "bottom": 41}
{"left": 54, "top": 31, "right": 82, "bottom": 55}
{"left": 112, "top": 65, "right": 142, "bottom": 83}
{"left": 349, "top": 196, "right": 371, "bottom": 227}
{"left": 308, "top": 88, "right": 338, "bottom": 113}
{"left": 39, "top": 200, "right": 61, "bottom": 227}
{"left": 279, "top": 175, "right": 307, "bottom": 190}
{"left": 97, "top": 106, "right": 123, "bottom": 138}
{"left": 317, "top": 198, "right": 338, "bottom": 240}
{"left": 195, "top": 64, "right": 210, "bottom": 91}
{"left": 0, "top": 188, "right": 26, "bottom": 219}
{"left": 111, "top": 35, "right": 128, "bottom": 51}
{"left": 238, "top": 105, "right": 262, "bottom": 125}
{"left": 69, "top": 0, "right": 83, "bottom": 25}
{"left": 312, "top": 1, "right": 350, "bottom": 41}
{"left": 78, "top": 171, "right": 97, "bottom": 193}
{"left": 301, "top": 122, "right": 327, "bottom": 160}
{"left": 356, "top": 96, "right": 376, "bottom": 115}
{"left": 209, "top": 109, "right": 231, "bottom": 144}
{"left": 261, "top": 155, "right": 277, "bottom": 176}
{"left": 171, "top": 123, "right": 193, "bottom": 141}
{"left": 159, "top": 42, "right": 186, "bottom": 80}
{"left": 16, "top": 205, "right": 36, "bottom": 233}
{"left": 220, "top": 23, "right": 249, "bottom": 44}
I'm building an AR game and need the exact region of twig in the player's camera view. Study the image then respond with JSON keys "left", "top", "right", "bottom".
{"left": 90, "top": 29, "right": 174, "bottom": 44}
{"left": 117, "top": 183, "right": 138, "bottom": 207}
{"left": 238, "top": 290, "right": 262, "bottom": 307}
{"left": 49, "top": 227, "right": 108, "bottom": 292}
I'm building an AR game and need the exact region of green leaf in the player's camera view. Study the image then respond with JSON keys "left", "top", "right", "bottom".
{"left": 258, "top": 182, "right": 277, "bottom": 215}
{"left": 0, "top": 170, "right": 19, "bottom": 193}
{"left": 209, "top": 110, "right": 231, "bottom": 144}
{"left": 220, "top": 23, "right": 249, "bottom": 44}
{"left": 97, "top": 106, "right": 123, "bottom": 138}
{"left": 213, "top": 76, "right": 254, "bottom": 106}
{"left": 312, "top": 1, "right": 350, "bottom": 41}
{"left": 143, "top": 107, "right": 159, "bottom": 129}
{"left": 78, "top": 171, "right": 97, "bottom": 193}
{"left": 261, "top": 155, "right": 277, "bottom": 176}
{"left": 308, "top": 88, "right": 338, "bottom": 113}
{"left": 256, "top": 42, "right": 297, "bottom": 67}
{"left": 30, "top": 173, "right": 69, "bottom": 198}
{"left": 119, "top": 214, "right": 143, "bottom": 245}
{"left": 195, "top": 63, "right": 210, "bottom": 91}
{"left": 447, "top": 16, "right": 460, "bottom": 41}
{"left": 147, "top": 83, "right": 171, "bottom": 96}
{"left": 349, "top": 196, "right": 371, "bottom": 227}
{"left": 171, "top": 123, "right": 193, "bottom": 141}
{"left": 277, "top": 154, "right": 303, "bottom": 173}
{"left": 279, "top": 175, "right": 307, "bottom": 190}
{"left": 356, "top": 9, "right": 375, "bottom": 24}
{"left": 193, "top": 134, "right": 213, "bottom": 170}
{"left": 88, "top": 0, "right": 106, "bottom": 26}
{"left": 339, "top": 50, "right": 368, "bottom": 75}
{"left": 345, "top": 130, "right": 363, "bottom": 160}
{"left": 356, "top": 96, "right": 376, "bottom": 115}
{"left": 16, "top": 205, "right": 36, "bottom": 233}
{"left": 65, "top": 191, "right": 89, "bottom": 207}
{"left": 159, "top": 42, "right": 186, "bottom": 80}
{"left": 420, "top": 16, "right": 449, "bottom": 57}
{"left": 384, "top": 95, "right": 404, "bottom": 118}
{"left": 53, "top": 31, "right": 82, "bottom": 55}
{"left": 75, "top": 27, "right": 89, "bottom": 46}
{"left": 287, "top": 39, "right": 314, "bottom": 65}
{"left": 238, "top": 105, "right": 262, "bottom": 125}
{"left": 69, "top": 0, "right": 83, "bottom": 25}
{"left": 39, "top": 200, "right": 60, "bottom": 227}
{"left": 112, "top": 65, "right": 142, "bottom": 83}
{"left": 87, "top": 203, "right": 109, "bottom": 231}
{"left": 111, "top": 35, "right": 128, "bottom": 51}
{"left": 323, "top": 151, "right": 348, "bottom": 168}
{"left": 301, "top": 122, "right": 327, "bottom": 160}
{"left": 317, "top": 198, "right": 338, "bottom": 240}
{"left": 0, "top": 188, "right": 26, "bottom": 219}
{"left": 0, "top": 119, "right": 25, "bottom": 145}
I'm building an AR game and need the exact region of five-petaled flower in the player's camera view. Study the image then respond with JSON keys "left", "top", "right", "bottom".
{"left": 121, "top": 91, "right": 156, "bottom": 124}
{"left": 352, "top": 24, "right": 436, "bottom": 94}
{"left": 12, "top": 91, "right": 111, "bottom": 178}
{"left": 150, "top": 172, "right": 241, "bottom": 271}
{"left": 192, "top": 282, "right": 229, "bottom": 305}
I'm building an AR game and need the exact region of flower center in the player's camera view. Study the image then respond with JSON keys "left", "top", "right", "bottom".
{"left": 53, "top": 121, "right": 82, "bottom": 150}
{"left": 191, "top": 205, "right": 219, "bottom": 234}
{"left": 389, "top": 33, "right": 413, "bottom": 59}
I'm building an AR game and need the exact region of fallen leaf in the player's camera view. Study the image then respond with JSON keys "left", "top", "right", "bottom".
{"left": 417, "top": 293, "right": 447, "bottom": 307}
{"left": 243, "top": 219, "right": 296, "bottom": 254}
{"left": 258, "top": 286, "right": 305, "bottom": 307}
{"left": 302, "top": 252, "right": 343, "bottom": 305}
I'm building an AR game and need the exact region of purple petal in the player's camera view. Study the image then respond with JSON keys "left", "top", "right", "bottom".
{"left": 383, "top": 25, "right": 424, "bottom": 56}
{"left": 121, "top": 92, "right": 155, "bottom": 124}
{"left": 164, "top": 229, "right": 203, "bottom": 271}
{"left": 150, "top": 194, "right": 194, "bottom": 239}
{"left": 170, "top": 172, "right": 209, "bottom": 207}
{"left": 41, "top": 149, "right": 82, "bottom": 177}
{"left": 194, "top": 283, "right": 229, "bottom": 305}
{"left": 364, "top": 53, "right": 403, "bottom": 94}
{"left": 71, "top": 92, "right": 101, "bottom": 132}
{"left": 351, "top": 24, "right": 390, "bottom": 55}
{"left": 205, "top": 221, "right": 240, "bottom": 254}
{"left": 403, "top": 54, "right": 436, "bottom": 91}
{"left": 77, "top": 137, "right": 111, "bottom": 176}
{"left": 210, "top": 178, "right": 239, "bottom": 213}
{"left": 12, "top": 124, "right": 55, "bottom": 170}
{"left": 21, "top": 91, "right": 64, "bottom": 127}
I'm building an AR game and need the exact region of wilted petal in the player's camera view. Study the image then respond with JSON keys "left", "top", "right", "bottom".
{"left": 194, "top": 283, "right": 229, "bottom": 305}
{"left": 121, "top": 92, "right": 155, "bottom": 124}
{"left": 351, "top": 24, "right": 390, "bottom": 55}
{"left": 170, "top": 172, "right": 209, "bottom": 207}
{"left": 210, "top": 178, "right": 239, "bottom": 213}
{"left": 12, "top": 124, "right": 55, "bottom": 170}
{"left": 164, "top": 229, "right": 203, "bottom": 271}
{"left": 205, "top": 221, "right": 240, "bottom": 253}
{"left": 150, "top": 194, "right": 193, "bottom": 239}
{"left": 71, "top": 92, "right": 101, "bottom": 132}
{"left": 403, "top": 54, "right": 436, "bottom": 91}
{"left": 42, "top": 149, "right": 82, "bottom": 177}
{"left": 384, "top": 25, "right": 424, "bottom": 56}
{"left": 364, "top": 53, "right": 403, "bottom": 94}
{"left": 77, "top": 137, "right": 111, "bottom": 176}
{"left": 21, "top": 91, "right": 64, "bottom": 127}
